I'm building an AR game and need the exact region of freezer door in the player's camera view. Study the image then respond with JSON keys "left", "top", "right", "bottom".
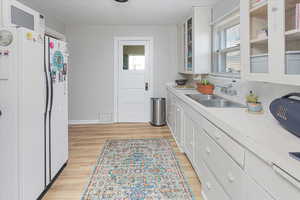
{"left": 17, "top": 28, "right": 45, "bottom": 200}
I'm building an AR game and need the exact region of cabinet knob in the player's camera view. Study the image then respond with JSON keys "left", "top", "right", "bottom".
{"left": 227, "top": 173, "right": 235, "bottom": 183}
{"left": 0, "top": 110, "right": 2, "bottom": 116}
{"left": 206, "top": 182, "right": 212, "bottom": 190}
{"left": 205, "top": 147, "right": 211, "bottom": 155}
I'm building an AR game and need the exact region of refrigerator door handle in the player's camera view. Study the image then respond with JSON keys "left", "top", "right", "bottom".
{"left": 43, "top": 36, "right": 49, "bottom": 188}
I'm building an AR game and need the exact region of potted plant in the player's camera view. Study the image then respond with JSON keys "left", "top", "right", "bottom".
{"left": 246, "top": 91, "right": 263, "bottom": 113}
{"left": 197, "top": 80, "right": 215, "bottom": 95}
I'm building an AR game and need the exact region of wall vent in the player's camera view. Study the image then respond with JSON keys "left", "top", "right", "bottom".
{"left": 98, "top": 112, "right": 113, "bottom": 123}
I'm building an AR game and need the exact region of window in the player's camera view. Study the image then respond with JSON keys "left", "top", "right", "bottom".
{"left": 123, "top": 45, "right": 145, "bottom": 70}
{"left": 128, "top": 55, "right": 145, "bottom": 70}
{"left": 213, "top": 19, "right": 241, "bottom": 75}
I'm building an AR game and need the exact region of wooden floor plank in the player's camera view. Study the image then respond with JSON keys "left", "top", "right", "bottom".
{"left": 42, "top": 123, "right": 203, "bottom": 200}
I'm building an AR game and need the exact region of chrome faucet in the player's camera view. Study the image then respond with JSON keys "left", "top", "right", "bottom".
{"left": 215, "top": 81, "right": 238, "bottom": 96}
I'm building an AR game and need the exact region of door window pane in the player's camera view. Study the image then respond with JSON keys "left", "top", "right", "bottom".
{"left": 123, "top": 45, "right": 145, "bottom": 70}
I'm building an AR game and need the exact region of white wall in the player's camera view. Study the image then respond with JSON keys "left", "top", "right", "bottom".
{"left": 43, "top": 15, "right": 66, "bottom": 34}
{"left": 212, "top": 0, "right": 239, "bottom": 21}
{"left": 208, "top": 77, "right": 300, "bottom": 115}
{"left": 67, "top": 25, "right": 179, "bottom": 122}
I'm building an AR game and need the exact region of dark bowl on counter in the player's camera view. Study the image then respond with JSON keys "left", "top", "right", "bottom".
{"left": 175, "top": 79, "right": 188, "bottom": 86}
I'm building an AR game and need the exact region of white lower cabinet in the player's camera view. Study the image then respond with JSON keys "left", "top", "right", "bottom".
{"left": 246, "top": 176, "right": 275, "bottom": 200}
{"left": 175, "top": 104, "right": 183, "bottom": 149}
{"left": 166, "top": 93, "right": 176, "bottom": 134}
{"left": 184, "top": 114, "right": 195, "bottom": 162}
{"left": 246, "top": 151, "right": 300, "bottom": 200}
{"left": 201, "top": 117, "right": 245, "bottom": 167}
{"left": 197, "top": 155, "right": 231, "bottom": 200}
{"left": 200, "top": 129, "right": 246, "bottom": 200}
{"left": 166, "top": 92, "right": 184, "bottom": 150}
{"left": 166, "top": 89, "right": 300, "bottom": 200}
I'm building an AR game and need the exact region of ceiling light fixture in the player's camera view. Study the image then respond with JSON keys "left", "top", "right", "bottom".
{"left": 115, "top": 0, "right": 128, "bottom": 3}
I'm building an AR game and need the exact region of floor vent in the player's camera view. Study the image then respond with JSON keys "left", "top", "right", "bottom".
{"left": 98, "top": 113, "right": 113, "bottom": 123}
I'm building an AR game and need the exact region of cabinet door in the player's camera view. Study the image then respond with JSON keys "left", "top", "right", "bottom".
{"left": 194, "top": 124, "right": 206, "bottom": 179}
{"left": 184, "top": 114, "right": 195, "bottom": 163}
{"left": 281, "top": 0, "right": 300, "bottom": 85}
{"left": 175, "top": 104, "right": 183, "bottom": 147}
{"left": 177, "top": 24, "right": 186, "bottom": 73}
{"left": 241, "top": 0, "right": 272, "bottom": 82}
{"left": 166, "top": 93, "right": 176, "bottom": 134}
{"left": 186, "top": 18, "right": 193, "bottom": 72}
{"left": 166, "top": 93, "right": 172, "bottom": 127}
{"left": 241, "top": 0, "right": 300, "bottom": 85}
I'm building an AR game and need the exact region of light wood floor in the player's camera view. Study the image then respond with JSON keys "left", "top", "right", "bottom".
{"left": 42, "top": 123, "right": 203, "bottom": 200}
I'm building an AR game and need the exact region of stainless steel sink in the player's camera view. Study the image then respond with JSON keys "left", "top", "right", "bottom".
{"left": 186, "top": 94, "right": 246, "bottom": 108}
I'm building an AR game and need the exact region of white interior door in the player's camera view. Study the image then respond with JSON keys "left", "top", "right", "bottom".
{"left": 117, "top": 39, "right": 152, "bottom": 122}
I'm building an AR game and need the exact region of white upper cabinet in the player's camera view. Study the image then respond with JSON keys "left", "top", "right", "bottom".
{"left": 241, "top": 0, "right": 300, "bottom": 86}
{"left": 178, "top": 7, "right": 211, "bottom": 74}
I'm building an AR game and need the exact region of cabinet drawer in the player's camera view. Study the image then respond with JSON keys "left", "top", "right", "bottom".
{"left": 196, "top": 156, "right": 231, "bottom": 200}
{"left": 201, "top": 117, "right": 245, "bottom": 167}
{"left": 246, "top": 151, "right": 300, "bottom": 200}
{"left": 201, "top": 130, "right": 246, "bottom": 200}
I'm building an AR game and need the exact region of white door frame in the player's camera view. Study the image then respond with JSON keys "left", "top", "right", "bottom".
{"left": 113, "top": 37, "right": 154, "bottom": 123}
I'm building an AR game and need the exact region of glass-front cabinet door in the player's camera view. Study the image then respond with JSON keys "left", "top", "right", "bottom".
{"left": 242, "top": 0, "right": 300, "bottom": 85}
{"left": 283, "top": 0, "right": 300, "bottom": 85}
{"left": 183, "top": 17, "right": 193, "bottom": 73}
{"left": 241, "top": 0, "right": 271, "bottom": 81}
{"left": 250, "top": 0, "right": 269, "bottom": 74}
{"left": 187, "top": 18, "right": 193, "bottom": 72}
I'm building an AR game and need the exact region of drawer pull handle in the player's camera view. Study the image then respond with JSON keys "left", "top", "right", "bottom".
{"left": 227, "top": 173, "right": 235, "bottom": 183}
{"left": 205, "top": 147, "right": 211, "bottom": 155}
{"left": 206, "top": 182, "right": 212, "bottom": 190}
{"left": 273, "top": 165, "right": 300, "bottom": 189}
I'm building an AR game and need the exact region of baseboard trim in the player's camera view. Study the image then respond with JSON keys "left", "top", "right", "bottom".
{"left": 68, "top": 120, "right": 114, "bottom": 125}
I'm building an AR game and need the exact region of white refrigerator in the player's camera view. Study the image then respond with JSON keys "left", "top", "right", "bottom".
{"left": 0, "top": 29, "right": 69, "bottom": 199}
{"left": 0, "top": 27, "right": 45, "bottom": 200}
{"left": 44, "top": 36, "right": 69, "bottom": 187}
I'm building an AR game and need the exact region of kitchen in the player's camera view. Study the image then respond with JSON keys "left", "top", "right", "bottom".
{"left": 1, "top": 0, "right": 300, "bottom": 200}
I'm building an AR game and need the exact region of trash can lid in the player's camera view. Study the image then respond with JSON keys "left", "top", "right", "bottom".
{"left": 151, "top": 97, "right": 166, "bottom": 100}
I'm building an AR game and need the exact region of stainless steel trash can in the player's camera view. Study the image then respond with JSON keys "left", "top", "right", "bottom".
{"left": 150, "top": 98, "right": 166, "bottom": 126}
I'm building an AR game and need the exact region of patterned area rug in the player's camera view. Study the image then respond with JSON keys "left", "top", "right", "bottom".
{"left": 81, "top": 138, "right": 194, "bottom": 200}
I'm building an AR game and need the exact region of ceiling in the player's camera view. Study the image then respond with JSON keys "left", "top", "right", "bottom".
{"left": 21, "top": 0, "right": 219, "bottom": 25}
